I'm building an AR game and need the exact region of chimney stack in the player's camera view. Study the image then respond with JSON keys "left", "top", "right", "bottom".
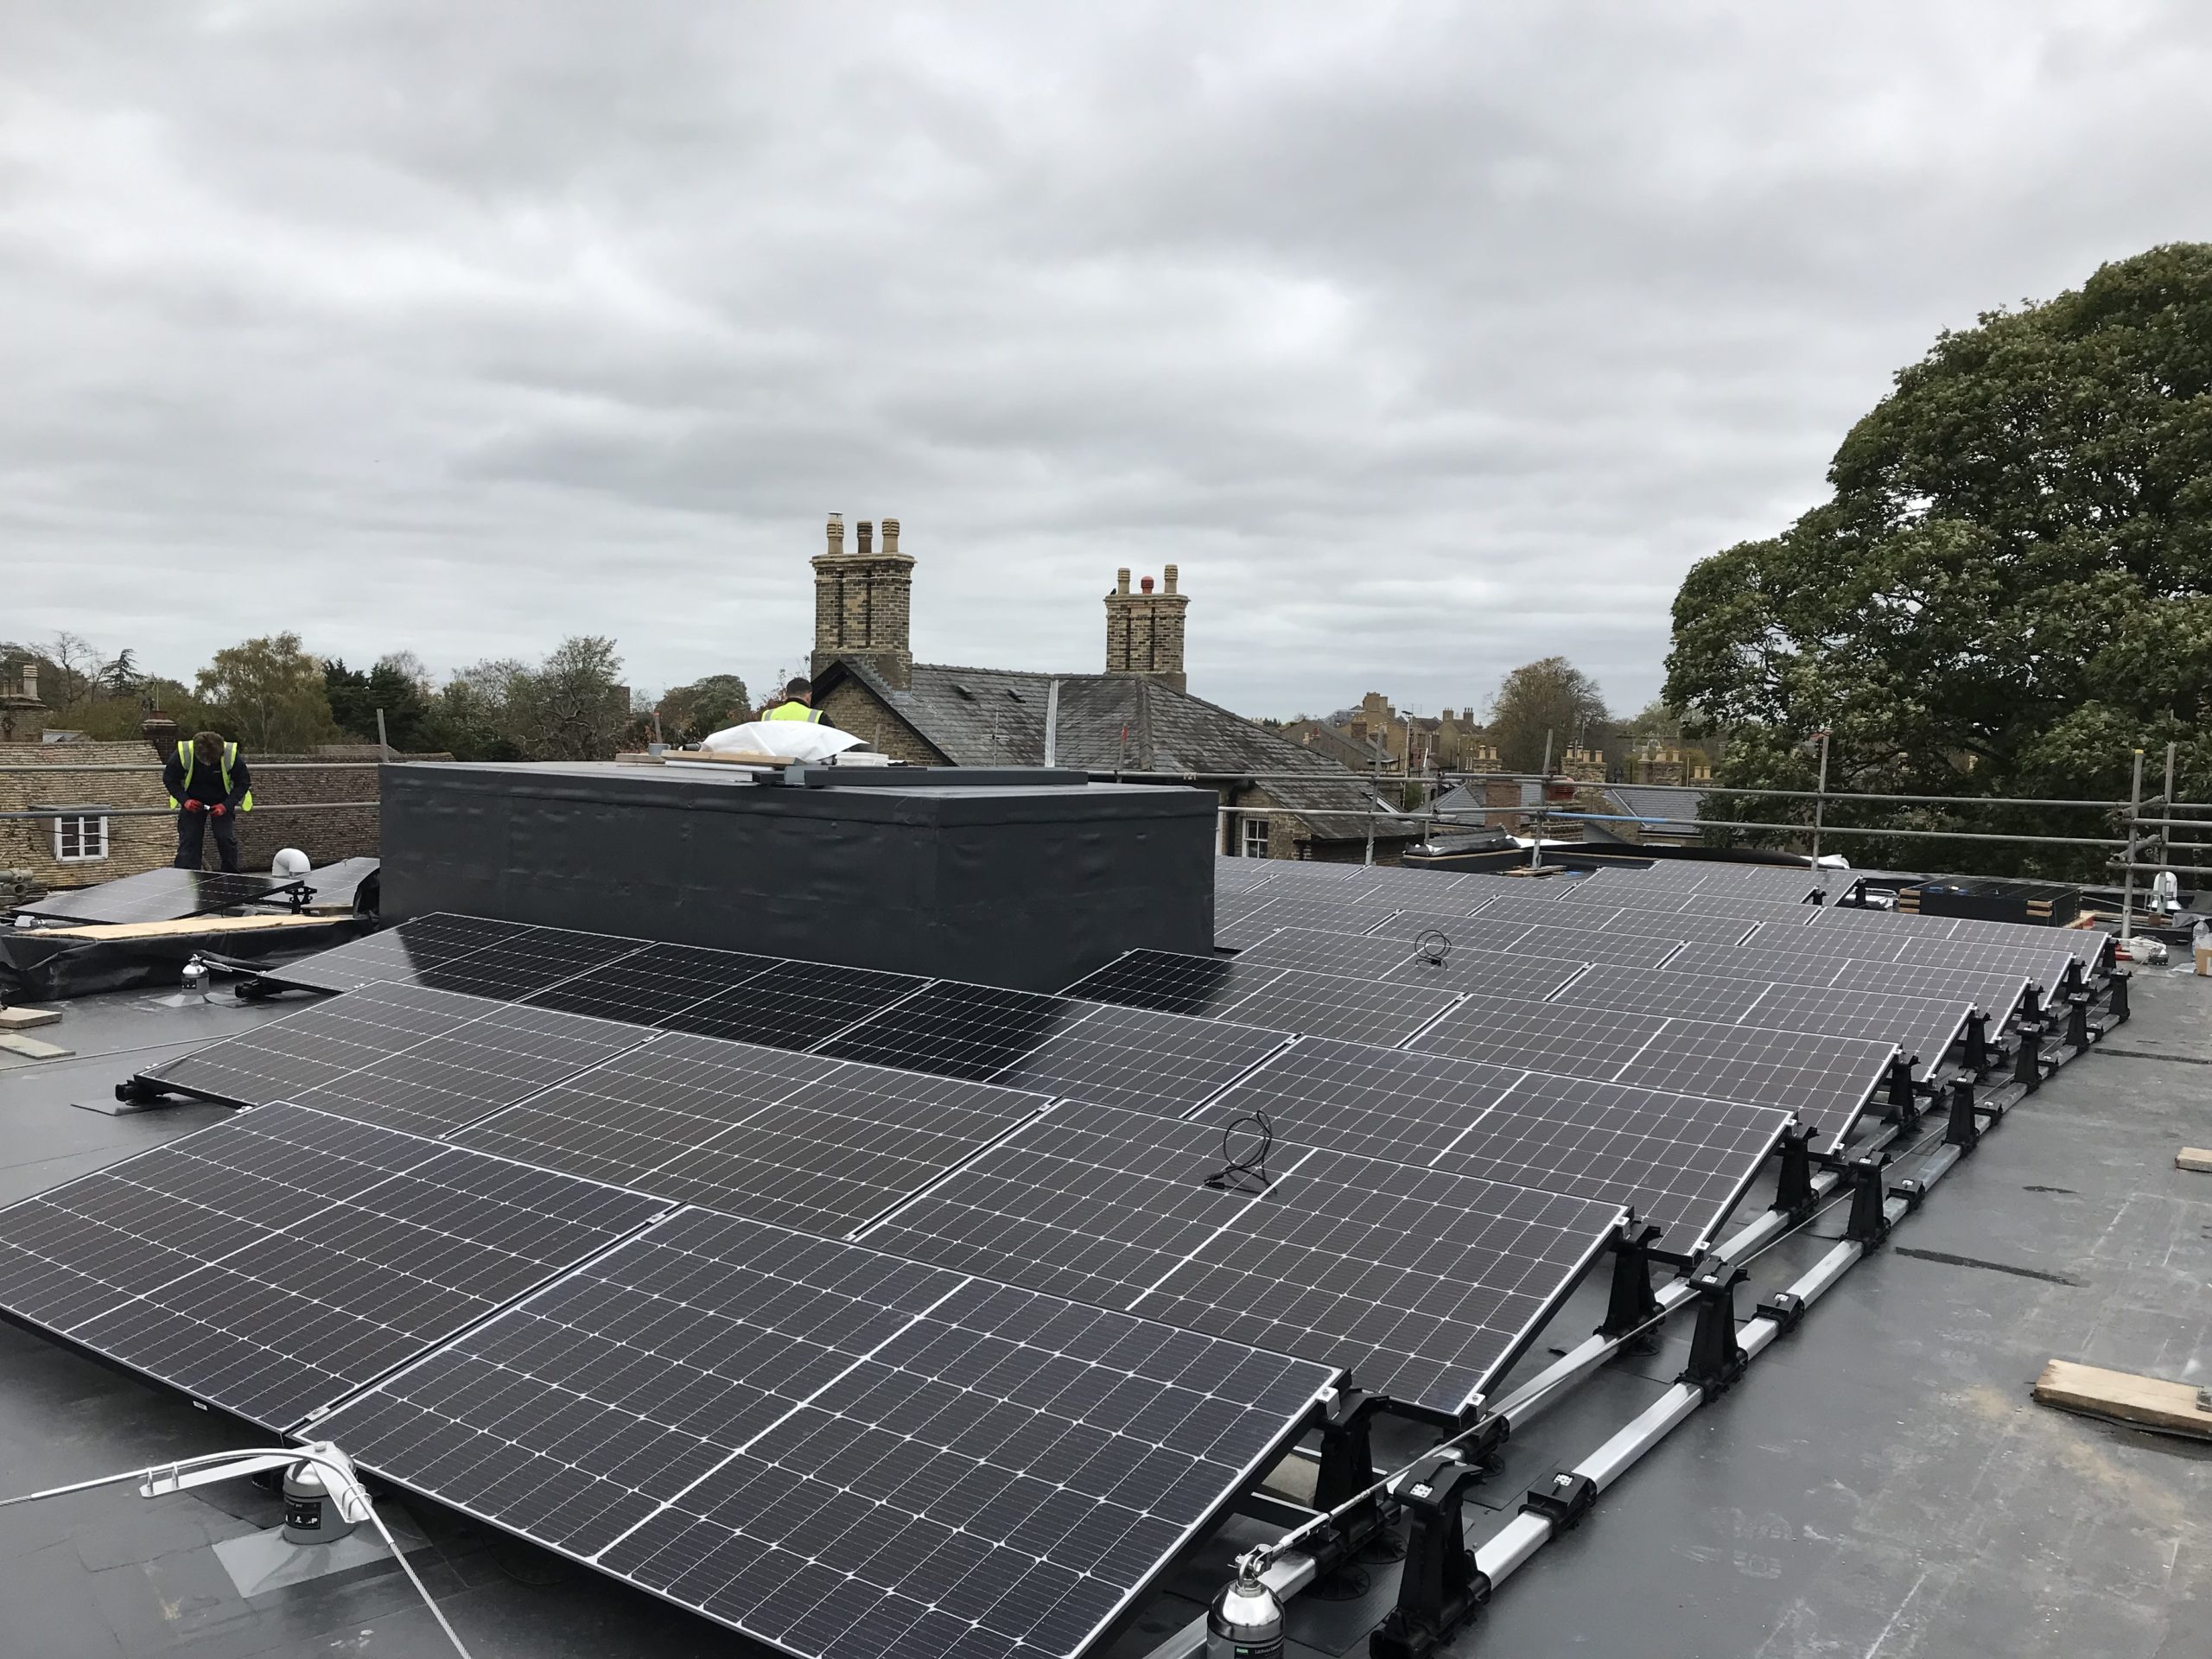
{"left": 811, "top": 509, "right": 916, "bottom": 690}
{"left": 1103, "top": 568, "right": 1191, "bottom": 693}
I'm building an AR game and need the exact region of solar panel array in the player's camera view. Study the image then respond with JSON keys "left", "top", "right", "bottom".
{"left": 317, "top": 1209, "right": 1336, "bottom": 1659}
{"left": 0, "top": 1103, "right": 664, "bottom": 1428}
{"left": 16, "top": 868, "right": 303, "bottom": 925}
{"left": 15, "top": 852, "right": 2087, "bottom": 1657}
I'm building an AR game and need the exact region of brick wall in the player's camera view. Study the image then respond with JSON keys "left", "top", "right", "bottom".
{"left": 1103, "top": 566, "right": 1190, "bottom": 693}
{"left": 0, "top": 741, "right": 439, "bottom": 888}
{"left": 810, "top": 514, "right": 915, "bottom": 689}
{"left": 815, "top": 683, "right": 944, "bottom": 766}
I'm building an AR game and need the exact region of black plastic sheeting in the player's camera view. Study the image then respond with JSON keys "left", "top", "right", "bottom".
{"left": 380, "top": 762, "right": 1216, "bottom": 991}
{"left": 0, "top": 917, "right": 370, "bottom": 1001}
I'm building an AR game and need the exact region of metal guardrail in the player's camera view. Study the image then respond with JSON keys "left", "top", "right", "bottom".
{"left": 0, "top": 762, "right": 385, "bottom": 773}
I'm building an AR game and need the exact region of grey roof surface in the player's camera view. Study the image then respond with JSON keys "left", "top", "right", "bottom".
{"left": 822, "top": 657, "right": 1416, "bottom": 841}
{"left": 1606, "top": 783, "right": 1706, "bottom": 832}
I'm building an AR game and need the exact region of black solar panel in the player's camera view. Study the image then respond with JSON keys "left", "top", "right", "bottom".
{"left": 1196, "top": 1038, "right": 1523, "bottom": 1165}
{"left": 16, "top": 868, "right": 297, "bottom": 925}
{"left": 257, "top": 913, "right": 536, "bottom": 993}
{"left": 663, "top": 958, "right": 930, "bottom": 1052}
{"left": 137, "top": 982, "right": 499, "bottom": 1106}
{"left": 1060, "top": 950, "right": 1268, "bottom": 1017}
{"left": 1209, "top": 967, "right": 1465, "bottom": 1048}
{"left": 409, "top": 925, "right": 648, "bottom": 1001}
{"left": 1219, "top": 895, "right": 1405, "bottom": 950}
{"left": 1408, "top": 991, "right": 1895, "bottom": 1143}
{"left": 1236, "top": 928, "right": 1437, "bottom": 980}
{"left": 287, "top": 1001, "right": 656, "bottom": 1136}
{"left": 519, "top": 941, "right": 783, "bottom": 1024}
{"left": 817, "top": 981, "right": 1091, "bottom": 1080}
{"left": 992, "top": 1002, "right": 1291, "bottom": 1115}
{"left": 315, "top": 1208, "right": 1335, "bottom": 1659}
{"left": 862, "top": 1099, "right": 1623, "bottom": 1416}
{"left": 1429, "top": 1071, "right": 1792, "bottom": 1251}
{"left": 0, "top": 1103, "right": 662, "bottom": 1428}
{"left": 456, "top": 1038, "right": 1047, "bottom": 1236}
{"left": 1661, "top": 941, "right": 2032, "bottom": 1016}
{"left": 1373, "top": 912, "right": 1688, "bottom": 971}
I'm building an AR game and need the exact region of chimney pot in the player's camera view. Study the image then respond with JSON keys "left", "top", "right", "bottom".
{"left": 881, "top": 518, "right": 899, "bottom": 555}
{"left": 1116, "top": 569, "right": 1131, "bottom": 595}
{"left": 825, "top": 512, "right": 845, "bottom": 556}
{"left": 1163, "top": 564, "right": 1179, "bottom": 594}
{"left": 1141, "top": 575, "right": 1154, "bottom": 594}
{"left": 857, "top": 519, "right": 874, "bottom": 555}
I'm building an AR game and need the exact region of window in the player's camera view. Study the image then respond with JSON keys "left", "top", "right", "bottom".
{"left": 1242, "top": 817, "right": 1270, "bottom": 859}
{"left": 53, "top": 814, "right": 109, "bottom": 863}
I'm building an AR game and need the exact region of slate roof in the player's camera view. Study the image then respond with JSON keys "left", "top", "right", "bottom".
{"left": 817, "top": 658, "right": 1416, "bottom": 842}
{"left": 1605, "top": 784, "right": 1706, "bottom": 836}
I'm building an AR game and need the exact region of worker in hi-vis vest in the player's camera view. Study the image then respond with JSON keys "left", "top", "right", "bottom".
{"left": 162, "top": 729, "right": 254, "bottom": 873}
{"left": 761, "top": 676, "right": 831, "bottom": 725}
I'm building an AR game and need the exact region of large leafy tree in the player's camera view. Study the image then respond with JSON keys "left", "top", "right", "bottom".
{"left": 195, "top": 632, "right": 339, "bottom": 753}
{"left": 1665, "top": 244, "right": 2212, "bottom": 876}
{"left": 1486, "top": 657, "right": 1611, "bottom": 772}
{"left": 654, "top": 673, "right": 753, "bottom": 745}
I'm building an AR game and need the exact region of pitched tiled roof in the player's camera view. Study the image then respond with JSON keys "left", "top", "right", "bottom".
{"left": 817, "top": 658, "right": 1414, "bottom": 842}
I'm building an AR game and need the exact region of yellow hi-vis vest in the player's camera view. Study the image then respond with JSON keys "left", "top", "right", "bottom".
{"left": 169, "top": 741, "right": 254, "bottom": 810}
{"left": 763, "top": 701, "right": 823, "bottom": 723}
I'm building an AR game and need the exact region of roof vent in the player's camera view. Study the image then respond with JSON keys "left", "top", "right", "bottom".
{"left": 951, "top": 683, "right": 977, "bottom": 702}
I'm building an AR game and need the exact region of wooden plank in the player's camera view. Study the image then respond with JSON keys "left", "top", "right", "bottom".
{"left": 0, "top": 1007, "right": 63, "bottom": 1031}
{"left": 2177, "top": 1147, "right": 2212, "bottom": 1174}
{"left": 29, "top": 912, "right": 340, "bottom": 943}
{"left": 663, "top": 749, "right": 796, "bottom": 768}
{"left": 0, "top": 1033, "right": 73, "bottom": 1060}
{"left": 2033, "top": 1358, "right": 2212, "bottom": 1440}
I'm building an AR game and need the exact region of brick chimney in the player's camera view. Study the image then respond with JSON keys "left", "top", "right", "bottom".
{"left": 1103, "top": 563, "right": 1189, "bottom": 693}
{"left": 810, "top": 511, "right": 915, "bottom": 689}
{"left": 0, "top": 658, "right": 47, "bottom": 744}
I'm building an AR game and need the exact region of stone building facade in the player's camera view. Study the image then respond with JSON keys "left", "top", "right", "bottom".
{"left": 1103, "top": 567, "right": 1189, "bottom": 693}
{"left": 810, "top": 513, "right": 915, "bottom": 690}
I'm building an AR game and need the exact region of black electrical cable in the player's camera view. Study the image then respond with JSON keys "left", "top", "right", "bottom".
{"left": 1414, "top": 929, "right": 1452, "bottom": 965}
{"left": 1204, "top": 1110, "right": 1274, "bottom": 1192}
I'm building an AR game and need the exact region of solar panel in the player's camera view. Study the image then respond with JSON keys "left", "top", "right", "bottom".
{"left": 1210, "top": 967, "right": 1465, "bottom": 1048}
{"left": 520, "top": 941, "right": 784, "bottom": 1024}
{"left": 287, "top": 1001, "right": 657, "bottom": 1136}
{"left": 1661, "top": 941, "right": 2032, "bottom": 1016}
{"left": 315, "top": 1208, "right": 1335, "bottom": 1659}
{"left": 456, "top": 1038, "right": 1047, "bottom": 1236}
{"left": 1408, "top": 991, "right": 1895, "bottom": 1144}
{"left": 136, "top": 982, "right": 499, "bottom": 1106}
{"left": 404, "top": 925, "right": 648, "bottom": 1001}
{"left": 16, "top": 868, "right": 298, "bottom": 925}
{"left": 257, "top": 913, "right": 537, "bottom": 993}
{"left": 1060, "top": 950, "right": 1275, "bottom": 1017}
{"left": 663, "top": 958, "right": 930, "bottom": 1052}
{"left": 817, "top": 981, "right": 1091, "bottom": 1080}
{"left": 1372, "top": 912, "right": 1689, "bottom": 970}
{"left": 1554, "top": 963, "right": 1972, "bottom": 1084}
{"left": 1428, "top": 1071, "right": 1792, "bottom": 1251}
{"left": 1239, "top": 928, "right": 1587, "bottom": 1000}
{"left": 1220, "top": 895, "right": 1406, "bottom": 950}
{"left": 1212, "top": 890, "right": 1287, "bottom": 948}
{"left": 1236, "top": 928, "right": 1437, "bottom": 979}
{"left": 992, "top": 1002, "right": 1291, "bottom": 1116}
{"left": 861, "top": 1098, "right": 1624, "bottom": 1416}
{"left": 1793, "top": 925, "right": 2075, "bottom": 988}
{"left": 1192, "top": 1037, "right": 1522, "bottom": 1165}
{"left": 0, "top": 1103, "right": 663, "bottom": 1429}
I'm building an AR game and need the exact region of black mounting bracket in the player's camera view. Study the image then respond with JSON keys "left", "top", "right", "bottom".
{"left": 1598, "top": 1225, "right": 1664, "bottom": 1344}
{"left": 1889, "top": 1177, "right": 1927, "bottom": 1215}
{"left": 1312, "top": 1390, "right": 1394, "bottom": 1547}
{"left": 1845, "top": 1152, "right": 1893, "bottom": 1248}
{"left": 1370, "top": 1452, "right": 1495, "bottom": 1659}
{"left": 2064, "top": 992, "right": 2093, "bottom": 1052}
{"left": 1945, "top": 1077, "right": 1980, "bottom": 1154}
{"left": 2107, "top": 969, "right": 2131, "bottom": 1025}
{"left": 1753, "top": 1289, "right": 1806, "bottom": 1335}
{"left": 1520, "top": 1469, "right": 1598, "bottom": 1531}
{"left": 112, "top": 1076, "right": 170, "bottom": 1106}
{"left": 1676, "top": 1265, "right": 1750, "bottom": 1401}
{"left": 1961, "top": 1011, "right": 1993, "bottom": 1080}
{"left": 1885, "top": 1054, "right": 1922, "bottom": 1133}
{"left": 1770, "top": 1126, "right": 1818, "bottom": 1224}
{"left": 2012, "top": 1019, "right": 2044, "bottom": 1093}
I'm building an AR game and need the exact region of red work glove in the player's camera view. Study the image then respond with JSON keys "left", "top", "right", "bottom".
{"left": 210, "top": 804, "right": 228, "bottom": 818}
{"left": 184, "top": 800, "right": 206, "bottom": 815}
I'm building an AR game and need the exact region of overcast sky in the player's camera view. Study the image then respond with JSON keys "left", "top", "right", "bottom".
{"left": 5, "top": 3, "right": 2209, "bottom": 720}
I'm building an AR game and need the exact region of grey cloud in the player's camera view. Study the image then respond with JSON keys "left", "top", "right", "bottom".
{"left": 4, "top": 1, "right": 2210, "bottom": 718}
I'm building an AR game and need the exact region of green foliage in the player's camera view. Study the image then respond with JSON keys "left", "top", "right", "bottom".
{"left": 325, "top": 653, "right": 436, "bottom": 750}
{"left": 1486, "top": 657, "right": 1611, "bottom": 772}
{"left": 1666, "top": 244, "right": 2212, "bottom": 876}
{"left": 194, "top": 632, "right": 339, "bottom": 753}
{"left": 421, "top": 639, "right": 628, "bottom": 762}
{"left": 654, "top": 673, "right": 753, "bottom": 745}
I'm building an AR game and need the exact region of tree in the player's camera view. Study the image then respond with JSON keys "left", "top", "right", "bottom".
{"left": 1485, "top": 657, "right": 1611, "bottom": 772}
{"left": 195, "top": 632, "right": 339, "bottom": 753}
{"left": 1663, "top": 243, "right": 2212, "bottom": 876}
{"left": 655, "top": 673, "right": 753, "bottom": 745}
